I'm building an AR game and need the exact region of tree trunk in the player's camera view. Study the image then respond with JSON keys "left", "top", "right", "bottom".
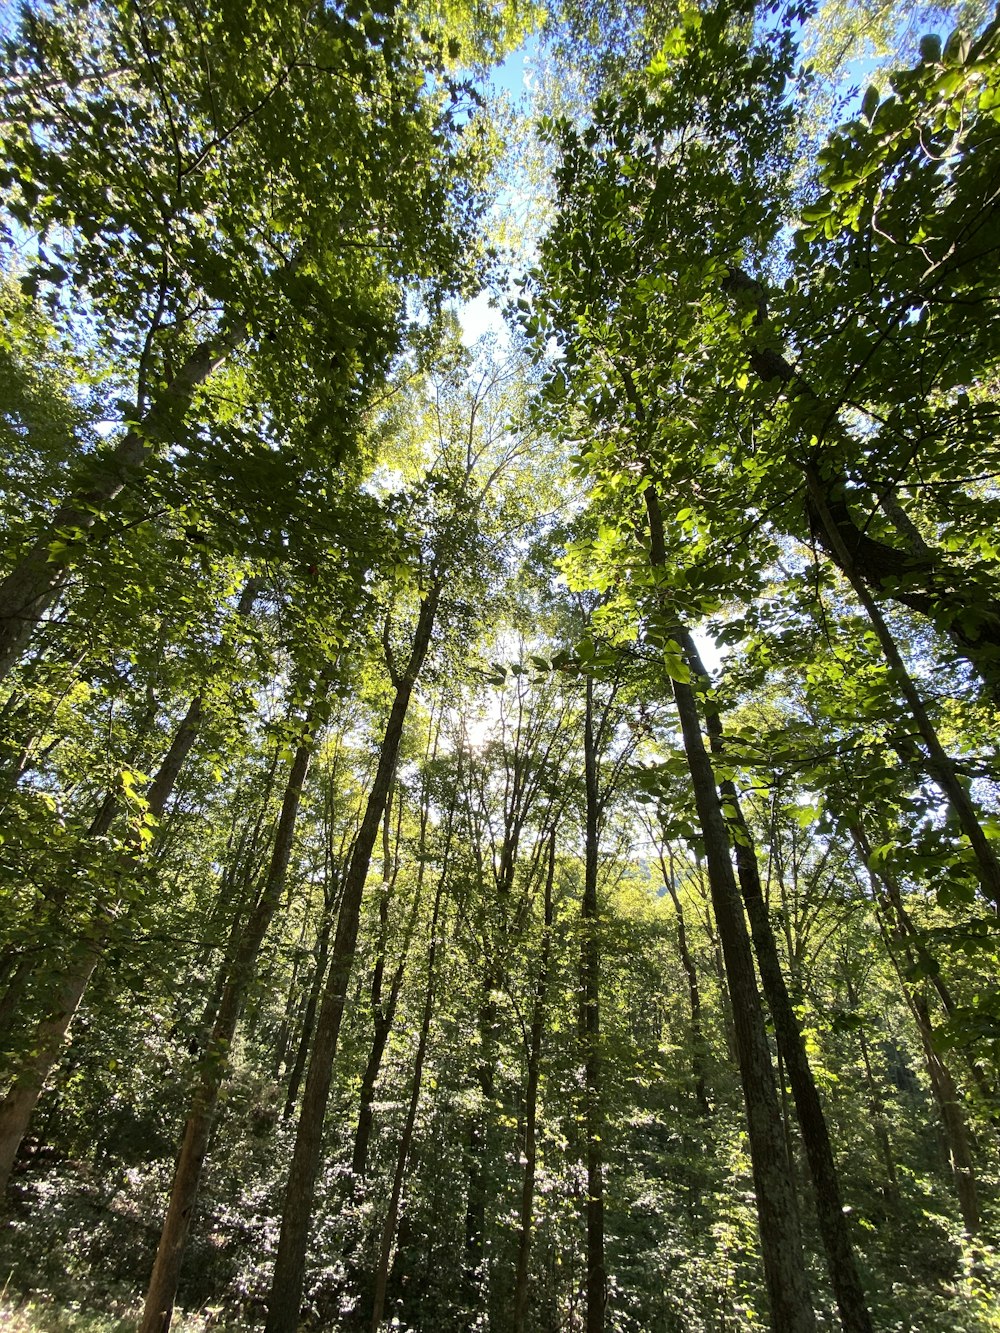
{"left": 805, "top": 470, "right": 1000, "bottom": 908}
{"left": 911, "top": 992, "right": 981, "bottom": 1236}
{"left": 681, "top": 631, "right": 873, "bottom": 1333}
{"left": 369, "top": 873, "right": 448, "bottom": 1330}
{"left": 580, "top": 678, "right": 606, "bottom": 1333}
{"left": 656, "top": 845, "right": 711, "bottom": 1116}
{"left": 729, "top": 268, "right": 1000, "bottom": 700}
{"left": 853, "top": 831, "right": 981, "bottom": 1235}
{"left": 351, "top": 775, "right": 432, "bottom": 1182}
{"left": 264, "top": 583, "right": 440, "bottom": 1333}
{"left": 513, "top": 826, "right": 556, "bottom": 1333}
{"left": 140, "top": 700, "right": 316, "bottom": 1333}
{"left": 842, "top": 968, "right": 899, "bottom": 1204}
{"left": 463, "top": 975, "right": 496, "bottom": 1309}
{"left": 0, "top": 692, "right": 204, "bottom": 1197}
{"left": 283, "top": 898, "right": 336, "bottom": 1122}
{"left": 644, "top": 486, "right": 816, "bottom": 1333}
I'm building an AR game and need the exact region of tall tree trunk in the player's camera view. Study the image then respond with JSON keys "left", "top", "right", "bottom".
{"left": 853, "top": 831, "right": 981, "bottom": 1234}
{"left": 264, "top": 583, "right": 440, "bottom": 1333}
{"left": 0, "top": 328, "right": 246, "bottom": 682}
{"left": 513, "top": 826, "right": 556, "bottom": 1333}
{"left": 283, "top": 894, "right": 336, "bottom": 1122}
{"left": 351, "top": 765, "right": 432, "bottom": 1182}
{"left": 580, "top": 677, "right": 606, "bottom": 1333}
{"left": 730, "top": 269, "right": 1000, "bottom": 699}
{"left": 139, "top": 695, "right": 317, "bottom": 1333}
{"left": 655, "top": 844, "right": 711, "bottom": 1116}
{"left": 351, "top": 867, "right": 428, "bottom": 1181}
{"left": 805, "top": 470, "right": 1000, "bottom": 907}
{"left": 644, "top": 486, "right": 816, "bottom": 1333}
{"left": 910, "top": 992, "right": 981, "bottom": 1236}
{"left": 272, "top": 913, "right": 312, "bottom": 1079}
{"left": 368, "top": 872, "right": 448, "bottom": 1330}
{"left": 342, "top": 765, "right": 454, "bottom": 1323}
{"left": 461, "top": 683, "right": 570, "bottom": 1321}
{"left": 681, "top": 631, "right": 873, "bottom": 1333}
{"left": 0, "top": 693, "right": 204, "bottom": 1196}
{"left": 842, "top": 968, "right": 899, "bottom": 1204}
{"left": 463, "top": 976, "right": 496, "bottom": 1309}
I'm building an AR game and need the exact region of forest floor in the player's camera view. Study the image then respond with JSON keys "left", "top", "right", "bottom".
{"left": 0, "top": 1299, "right": 242, "bottom": 1333}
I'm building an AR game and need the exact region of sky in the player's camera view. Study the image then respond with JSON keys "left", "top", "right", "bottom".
{"left": 459, "top": 36, "right": 539, "bottom": 347}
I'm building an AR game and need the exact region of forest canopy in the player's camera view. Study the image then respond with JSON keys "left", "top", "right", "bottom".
{"left": 1, "top": 0, "right": 999, "bottom": 1331}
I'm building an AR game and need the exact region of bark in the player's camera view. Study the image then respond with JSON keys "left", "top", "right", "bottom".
{"left": 0, "top": 328, "right": 246, "bottom": 681}
{"left": 351, "top": 879, "right": 425, "bottom": 1181}
{"left": 140, "top": 704, "right": 316, "bottom": 1333}
{"left": 842, "top": 968, "right": 899, "bottom": 1203}
{"left": 264, "top": 583, "right": 441, "bottom": 1333}
{"left": 682, "top": 631, "right": 873, "bottom": 1333}
{"left": 581, "top": 678, "right": 606, "bottom": 1333}
{"left": 644, "top": 486, "right": 816, "bottom": 1333}
{"left": 513, "top": 826, "right": 556, "bottom": 1333}
{"left": 699, "top": 869, "right": 739, "bottom": 1067}
{"left": 368, "top": 874, "right": 447, "bottom": 1330}
{"left": 853, "top": 831, "right": 981, "bottom": 1234}
{"left": 805, "top": 470, "right": 1000, "bottom": 909}
{"left": 351, "top": 774, "right": 426, "bottom": 1181}
{"left": 283, "top": 895, "right": 335, "bottom": 1122}
{"left": 726, "top": 266, "right": 1000, "bottom": 699}
{"left": 0, "top": 693, "right": 204, "bottom": 1197}
{"left": 655, "top": 844, "right": 711, "bottom": 1116}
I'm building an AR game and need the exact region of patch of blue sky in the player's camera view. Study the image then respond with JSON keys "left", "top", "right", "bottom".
{"left": 458, "top": 34, "right": 543, "bottom": 347}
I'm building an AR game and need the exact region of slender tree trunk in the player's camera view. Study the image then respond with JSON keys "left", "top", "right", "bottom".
{"left": 580, "top": 678, "right": 606, "bottom": 1333}
{"left": 842, "top": 969, "right": 899, "bottom": 1203}
{"left": 283, "top": 899, "right": 336, "bottom": 1122}
{"left": 463, "top": 976, "right": 496, "bottom": 1307}
{"left": 513, "top": 826, "right": 556, "bottom": 1333}
{"left": 462, "top": 686, "right": 568, "bottom": 1322}
{"left": 351, "top": 883, "right": 426, "bottom": 1181}
{"left": 680, "top": 629, "right": 873, "bottom": 1333}
{"left": 866, "top": 845, "right": 997, "bottom": 1109}
{"left": 0, "top": 329, "right": 246, "bottom": 682}
{"left": 656, "top": 845, "right": 711, "bottom": 1116}
{"left": 140, "top": 700, "right": 316, "bottom": 1333}
{"left": 698, "top": 868, "right": 739, "bottom": 1068}
{"left": 911, "top": 992, "right": 981, "bottom": 1235}
{"left": 730, "top": 270, "right": 1000, "bottom": 698}
{"left": 643, "top": 486, "right": 816, "bottom": 1333}
{"left": 369, "top": 874, "right": 448, "bottom": 1330}
{"left": 0, "top": 693, "right": 204, "bottom": 1196}
{"left": 272, "top": 913, "right": 312, "bottom": 1078}
{"left": 264, "top": 583, "right": 440, "bottom": 1333}
{"left": 1, "top": 575, "right": 257, "bottom": 1060}
{"left": 351, "top": 775, "right": 430, "bottom": 1182}
{"left": 853, "top": 831, "right": 981, "bottom": 1234}
{"left": 806, "top": 470, "right": 1000, "bottom": 908}
{"left": 342, "top": 767, "right": 453, "bottom": 1322}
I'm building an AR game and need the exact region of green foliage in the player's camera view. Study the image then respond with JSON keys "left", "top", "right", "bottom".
{"left": 2, "top": 2, "right": 1000, "bottom": 1331}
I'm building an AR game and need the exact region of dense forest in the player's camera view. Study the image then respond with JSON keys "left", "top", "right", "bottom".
{"left": 1, "top": 0, "right": 999, "bottom": 1329}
